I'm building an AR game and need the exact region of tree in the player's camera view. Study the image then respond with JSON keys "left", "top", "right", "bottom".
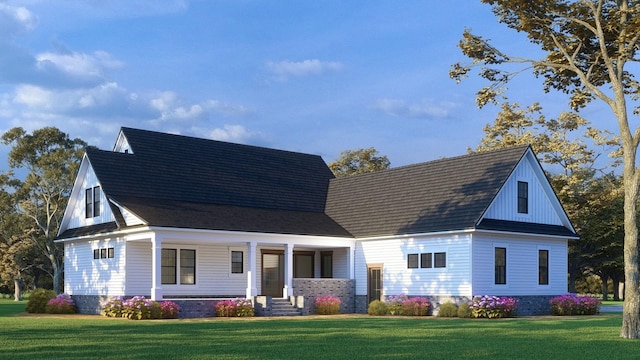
{"left": 451, "top": 0, "right": 640, "bottom": 338}
{"left": 328, "top": 148, "right": 390, "bottom": 178}
{"left": 1, "top": 127, "right": 88, "bottom": 294}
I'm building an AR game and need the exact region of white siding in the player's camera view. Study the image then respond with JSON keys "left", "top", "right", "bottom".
{"left": 65, "top": 163, "right": 116, "bottom": 230}
{"left": 471, "top": 233, "right": 568, "bottom": 296}
{"left": 124, "top": 241, "right": 151, "bottom": 295}
{"left": 332, "top": 248, "right": 350, "bottom": 279}
{"left": 64, "top": 237, "right": 125, "bottom": 296}
{"left": 355, "top": 234, "right": 473, "bottom": 297}
{"left": 484, "top": 160, "right": 563, "bottom": 225}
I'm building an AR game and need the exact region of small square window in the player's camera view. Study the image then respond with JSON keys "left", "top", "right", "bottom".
{"left": 100, "top": 248, "right": 107, "bottom": 259}
{"left": 407, "top": 253, "right": 418, "bottom": 269}
{"left": 421, "top": 253, "right": 432, "bottom": 268}
{"left": 108, "top": 247, "right": 115, "bottom": 259}
{"left": 93, "top": 249, "right": 100, "bottom": 259}
{"left": 434, "top": 252, "right": 446, "bottom": 268}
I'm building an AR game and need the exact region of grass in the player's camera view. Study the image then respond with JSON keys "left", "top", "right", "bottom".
{"left": 1, "top": 301, "right": 639, "bottom": 359}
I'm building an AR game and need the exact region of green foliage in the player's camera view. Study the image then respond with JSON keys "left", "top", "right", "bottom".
{"left": 101, "top": 296, "right": 181, "bottom": 320}
{"left": 315, "top": 296, "right": 341, "bottom": 315}
{"left": 102, "top": 296, "right": 124, "bottom": 318}
{"left": 401, "top": 297, "right": 430, "bottom": 316}
{"left": 550, "top": 294, "right": 600, "bottom": 316}
{"left": 457, "top": 302, "right": 472, "bottom": 318}
{"left": 328, "top": 147, "right": 390, "bottom": 178}
{"left": 25, "top": 288, "right": 56, "bottom": 313}
{"left": 45, "top": 294, "right": 76, "bottom": 314}
{"left": 470, "top": 295, "right": 518, "bottom": 319}
{"left": 367, "top": 300, "right": 387, "bottom": 316}
{"left": 215, "top": 298, "right": 254, "bottom": 317}
{"left": 437, "top": 302, "right": 458, "bottom": 317}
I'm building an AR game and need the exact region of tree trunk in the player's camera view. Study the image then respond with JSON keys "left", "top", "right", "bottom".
{"left": 13, "top": 278, "right": 22, "bottom": 301}
{"left": 620, "top": 151, "right": 640, "bottom": 338}
{"left": 602, "top": 274, "right": 609, "bottom": 301}
{"left": 52, "top": 261, "right": 62, "bottom": 294}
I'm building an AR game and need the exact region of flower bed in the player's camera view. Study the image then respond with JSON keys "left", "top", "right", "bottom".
{"left": 368, "top": 294, "right": 431, "bottom": 316}
{"left": 315, "top": 296, "right": 341, "bottom": 315}
{"left": 46, "top": 294, "right": 77, "bottom": 314}
{"left": 549, "top": 294, "right": 600, "bottom": 315}
{"left": 469, "top": 295, "right": 518, "bottom": 318}
{"left": 102, "top": 296, "right": 181, "bottom": 320}
{"left": 215, "top": 298, "right": 254, "bottom": 317}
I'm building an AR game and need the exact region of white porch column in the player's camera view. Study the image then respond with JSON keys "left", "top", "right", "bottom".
{"left": 283, "top": 243, "right": 293, "bottom": 298}
{"left": 349, "top": 245, "right": 356, "bottom": 279}
{"left": 151, "top": 233, "right": 163, "bottom": 301}
{"left": 246, "top": 241, "right": 258, "bottom": 299}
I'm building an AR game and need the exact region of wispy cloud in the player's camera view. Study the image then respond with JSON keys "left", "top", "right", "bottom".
{"left": 370, "top": 98, "right": 457, "bottom": 119}
{"left": 266, "top": 59, "right": 344, "bottom": 80}
{"left": 0, "top": 4, "right": 37, "bottom": 36}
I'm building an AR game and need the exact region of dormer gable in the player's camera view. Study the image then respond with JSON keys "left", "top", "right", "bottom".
{"left": 113, "top": 129, "right": 133, "bottom": 154}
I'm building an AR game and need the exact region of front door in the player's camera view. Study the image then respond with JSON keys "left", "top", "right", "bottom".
{"left": 262, "top": 252, "right": 284, "bottom": 297}
{"left": 368, "top": 264, "right": 383, "bottom": 303}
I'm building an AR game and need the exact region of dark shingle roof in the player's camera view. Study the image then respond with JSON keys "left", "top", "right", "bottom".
{"left": 83, "top": 127, "right": 350, "bottom": 237}
{"left": 325, "top": 146, "right": 531, "bottom": 237}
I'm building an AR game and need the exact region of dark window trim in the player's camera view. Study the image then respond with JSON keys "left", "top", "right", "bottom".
{"left": 420, "top": 253, "right": 432, "bottom": 268}
{"left": 180, "top": 249, "right": 196, "bottom": 285}
{"left": 93, "top": 186, "right": 101, "bottom": 217}
{"left": 85, "top": 188, "right": 93, "bottom": 218}
{"left": 434, "top": 252, "right": 446, "bottom": 268}
{"left": 495, "top": 247, "right": 507, "bottom": 285}
{"left": 321, "top": 251, "right": 333, "bottom": 278}
{"left": 539, "top": 249, "right": 549, "bottom": 285}
{"left": 517, "top": 181, "right": 528, "bottom": 214}
{"left": 93, "top": 249, "right": 99, "bottom": 259}
{"left": 407, "top": 253, "right": 418, "bottom": 269}
{"left": 162, "top": 248, "right": 177, "bottom": 285}
{"left": 231, "top": 250, "right": 243, "bottom": 274}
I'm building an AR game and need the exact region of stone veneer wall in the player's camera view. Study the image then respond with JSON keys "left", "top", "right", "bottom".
{"left": 72, "top": 295, "right": 111, "bottom": 315}
{"left": 292, "top": 278, "right": 355, "bottom": 315}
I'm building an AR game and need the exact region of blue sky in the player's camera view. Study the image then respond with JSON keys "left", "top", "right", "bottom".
{"left": 0, "top": 0, "right": 601, "bottom": 168}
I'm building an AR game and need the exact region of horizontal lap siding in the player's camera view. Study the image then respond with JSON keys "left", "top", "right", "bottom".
{"left": 356, "top": 234, "right": 472, "bottom": 297}
{"left": 64, "top": 238, "right": 125, "bottom": 296}
{"left": 67, "top": 165, "right": 115, "bottom": 229}
{"left": 472, "top": 234, "right": 568, "bottom": 296}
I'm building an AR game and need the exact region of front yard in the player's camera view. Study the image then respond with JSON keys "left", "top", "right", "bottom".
{"left": 0, "top": 300, "right": 638, "bottom": 359}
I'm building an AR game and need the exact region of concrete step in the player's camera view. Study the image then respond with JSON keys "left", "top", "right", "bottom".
{"left": 270, "top": 299, "right": 302, "bottom": 316}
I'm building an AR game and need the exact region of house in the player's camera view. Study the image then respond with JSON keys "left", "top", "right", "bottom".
{"left": 56, "top": 127, "right": 578, "bottom": 317}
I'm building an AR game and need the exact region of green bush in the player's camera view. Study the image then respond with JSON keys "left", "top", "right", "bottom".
{"left": 367, "top": 300, "right": 388, "bottom": 316}
{"left": 102, "top": 296, "right": 124, "bottom": 318}
{"left": 437, "top": 302, "right": 458, "bottom": 317}
{"left": 45, "top": 294, "right": 76, "bottom": 314}
{"left": 457, "top": 302, "right": 472, "bottom": 318}
{"left": 25, "top": 288, "right": 56, "bottom": 313}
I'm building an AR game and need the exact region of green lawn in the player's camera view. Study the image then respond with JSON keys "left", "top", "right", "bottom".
{"left": 1, "top": 301, "right": 639, "bottom": 360}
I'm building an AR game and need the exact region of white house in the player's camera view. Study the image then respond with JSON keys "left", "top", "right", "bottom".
{"left": 56, "top": 127, "right": 578, "bottom": 316}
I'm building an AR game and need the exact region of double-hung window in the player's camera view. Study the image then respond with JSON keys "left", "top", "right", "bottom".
{"left": 85, "top": 186, "right": 101, "bottom": 218}
{"left": 495, "top": 247, "right": 507, "bottom": 285}
{"left": 539, "top": 249, "right": 549, "bottom": 285}
{"left": 517, "top": 181, "right": 528, "bottom": 214}
{"left": 162, "top": 248, "right": 196, "bottom": 285}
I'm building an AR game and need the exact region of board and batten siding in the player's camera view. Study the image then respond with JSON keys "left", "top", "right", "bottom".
{"left": 65, "top": 164, "right": 115, "bottom": 230}
{"left": 355, "top": 234, "right": 473, "bottom": 298}
{"left": 126, "top": 241, "right": 247, "bottom": 297}
{"left": 483, "top": 159, "right": 563, "bottom": 225}
{"left": 471, "top": 233, "right": 568, "bottom": 296}
{"left": 64, "top": 238, "right": 125, "bottom": 296}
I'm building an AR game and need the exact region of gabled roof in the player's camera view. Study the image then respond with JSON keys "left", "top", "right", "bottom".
{"left": 62, "top": 127, "right": 351, "bottom": 237}
{"left": 325, "top": 145, "right": 553, "bottom": 237}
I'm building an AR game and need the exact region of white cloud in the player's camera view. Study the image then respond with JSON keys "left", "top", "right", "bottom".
{"left": 0, "top": 4, "right": 37, "bottom": 37}
{"left": 266, "top": 59, "right": 344, "bottom": 80}
{"left": 370, "top": 98, "right": 456, "bottom": 119}
{"left": 205, "top": 124, "right": 262, "bottom": 143}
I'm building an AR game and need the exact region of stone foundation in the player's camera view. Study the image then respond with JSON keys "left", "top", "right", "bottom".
{"left": 72, "top": 295, "right": 112, "bottom": 315}
{"left": 292, "top": 278, "right": 355, "bottom": 314}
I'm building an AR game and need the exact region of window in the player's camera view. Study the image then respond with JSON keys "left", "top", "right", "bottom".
{"left": 100, "top": 248, "right": 107, "bottom": 259}
{"left": 407, "top": 253, "right": 419, "bottom": 268}
{"left": 321, "top": 251, "right": 333, "bottom": 278}
{"left": 93, "top": 247, "right": 114, "bottom": 260}
{"left": 539, "top": 249, "right": 549, "bottom": 285}
{"left": 85, "top": 186, "right": 101, "bottom": 218}
{"left": 180, "top": 249, "right": 196, "bottom": 285}
{"left": 294, "top": 252, "right": 314, "bottom": 278}
{"left": 434, "top": 252, "right": 447, "bottom": 268}
{"left": 108, "top": 247, "right": 114, "bottom": 258}
{"left": 421, "top": 253, "right": 432, "bottom": 268}
{"left": 231, "top": 251, "right": 243, "bottom": 274}
{"left": 495, "top": 247, "right": 507, "bottom": 285}
{"left": 162, "top": 249, "right": 177, "bottom": 284}
{"left": 517, "top": 181, "right": 528, "bottom": 214}
{"left": 93, "top": 249, "right": 100, "bottom": 259}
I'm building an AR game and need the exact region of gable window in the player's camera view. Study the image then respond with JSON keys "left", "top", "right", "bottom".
{"left": 321, "top": 251, "right": 333, "bottom": 278}
{"left": 517, "top": 181, "right": 528, "bottom": 214}
{"left": 407, "top": 253, "right": 418, "bottom": 269}
{"left": 539, "top": 249, "right": 549, "bottom": 285}
{"left": 85, "top": 186, "right": 101, "bottom": 218}
{"left": 434, "top": 252, "right": 447, "bottom": 268}
{"left": 180, "top": 249, "right": 196, "bottom": 285}
{"left": 231, "top": 251, "right": 243, "bottom": 274}
{"left": 495, "top": 247, "right": 507, "bottom": 285}
{"left": 421, "top": 253, "right": 432, "bottom": 268}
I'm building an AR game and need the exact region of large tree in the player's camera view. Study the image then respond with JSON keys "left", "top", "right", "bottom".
{"left": 328, "top": 147, "right": 391, "bottom": 178}
{"left": 1, "top": 127, "right": 87, "bottom": 294}
{"left": 450, "top": 0, "right": 640, "bottom": 338}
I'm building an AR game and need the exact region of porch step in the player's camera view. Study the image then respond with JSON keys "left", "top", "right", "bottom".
{"left": 271, "top": 298, "right": 302, "bottom": 316}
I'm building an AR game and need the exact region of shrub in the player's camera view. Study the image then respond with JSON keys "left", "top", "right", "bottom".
{"left": 45, "top": 294, "right": 76, "bottom": 314}
{"left": 550, "top": 294, "right": 600, "bottom": 316}
{"left": 26, "top": 288, "right": 57, "bottom": 313}
{"left": 457, "top": 302, "right": 472, "bottom": 318}
{"left": 402, "top": 297, "right": 430, "bottom": 316}
{"left": 386, "top": 294, "right": 408, "bottom": 315}
{"left": 215, "top": 298, "right": 254, "bottom": 317}
{"left": 437, "top": 302, "right": 458, "bottom": 317}
{"left": 469, "top": 295, "right": 518, "bottom": 318}
{"left": 159, "top": 301, "right": 180, "bottom": 318}
{"left": 367, "top": 300, "right": 387, "bottom": 316}
{"left": 121, "top": 296, "right": 154, "bottom": 320}
{"left": 102, "top": 296, "right": 124, "bottom": 318}
{"left": 315, "top": 296, "right": 341, "bottom": 315}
